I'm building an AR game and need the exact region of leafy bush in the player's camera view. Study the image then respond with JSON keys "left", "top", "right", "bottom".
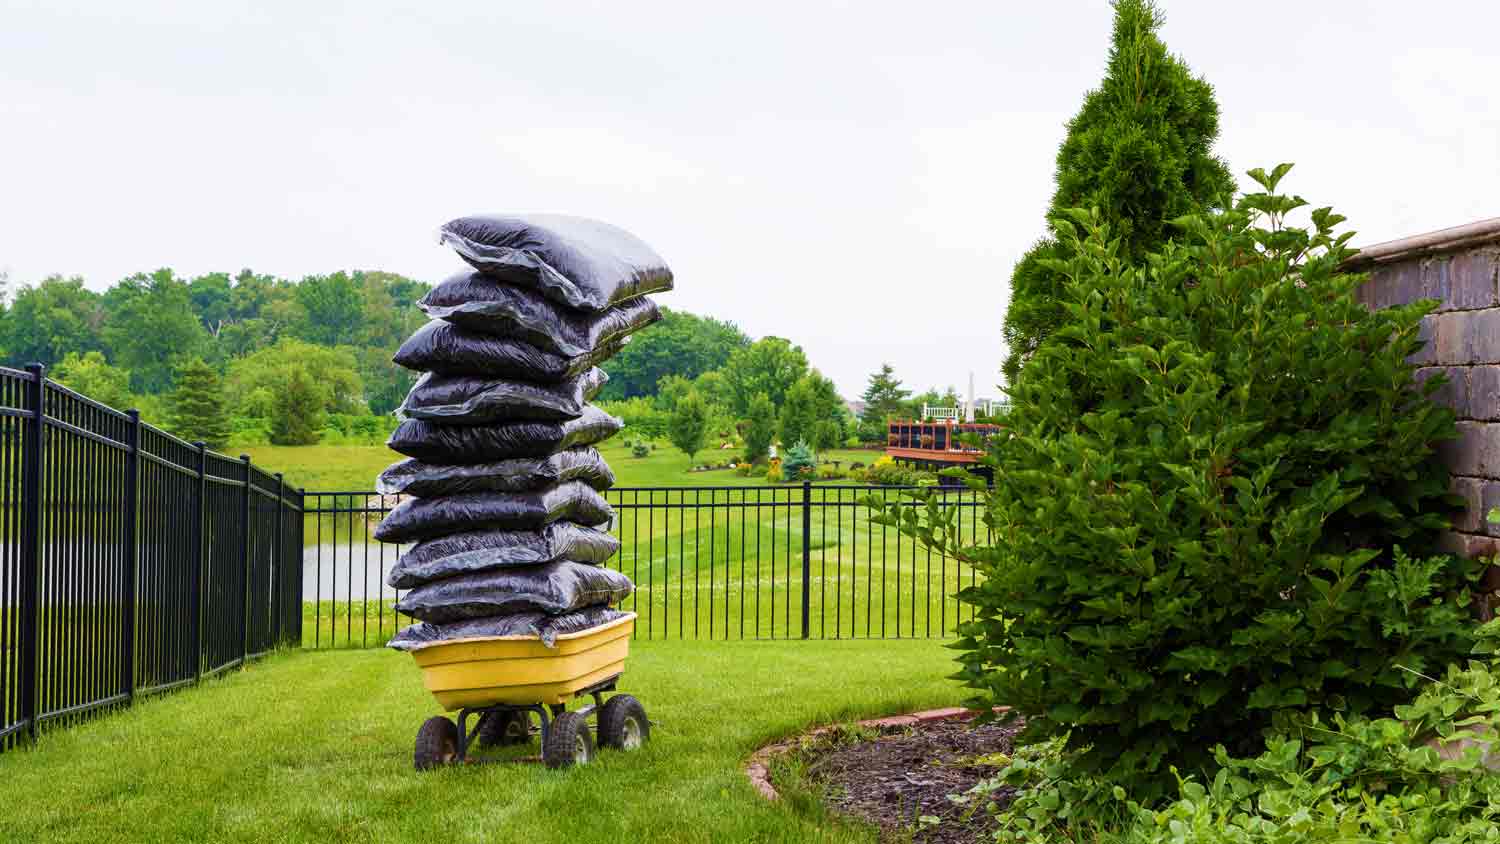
{"left": 782, "top": 441, "right": 817, "bottom": 481}
{"left": 596, "top": 397, "right": 669, "bottom": 439}
{"left": 817, "top": 465, "right": 846, "bottom": 481}
{"left": 631, "top": 443, "right": 649, "bottom": 458}
{"left": 879, "top": 169, "right": 1479, "bottom": 799}
{"left": 862, "top": 456, "right": 935, "bottom": 486}
{"left": 735, "top": 462, "right": 754, "bottom": 477}
{"left": 979, "top": 628, "right": 1500, "bottom": 842}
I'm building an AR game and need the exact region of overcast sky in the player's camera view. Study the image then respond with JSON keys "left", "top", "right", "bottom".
{"left": 2, "top": 1, "right": 1497, "bottom": 398}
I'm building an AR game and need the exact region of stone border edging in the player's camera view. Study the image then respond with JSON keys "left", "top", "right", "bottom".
{"left": 745, "top": 706, "right": 990, "bottom": 801}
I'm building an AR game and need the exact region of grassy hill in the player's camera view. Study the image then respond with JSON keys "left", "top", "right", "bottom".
{"left": 245, "top": 439, "right": 883, "bottom": 492}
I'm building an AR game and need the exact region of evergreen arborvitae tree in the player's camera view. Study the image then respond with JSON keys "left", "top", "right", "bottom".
{"left": 1001, "top": 0, "right": 1235, "bottom": 384}
{"left": 169, "top": 358, "right": 231, "bottom": 449}
{"left": 858, "top": 363, "right": 910, "bottom": 440}
{"left": 270, "top": 366, "right": 324, "bottom": 446}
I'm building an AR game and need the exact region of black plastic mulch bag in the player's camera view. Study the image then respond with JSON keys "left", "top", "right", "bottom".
{"left": 387, "top": 606, "right": 629, "bottom": 650}
{"left": 437, "top": 213, "right": 673, "bottom": 311}
{"left": 394, "top": 561, "right": 635, "bottom": 624}
{"left": 399, "top": 367, "right": 607, "bottom": 424}
{"left": 386, "top": 522, "right": 620, "bottom": 589}
{"left": 387, "top": 405, "right": 622, "bottom": 464}
{"left": 419, "top": 271, "right": 661, "bottom": 358}
{"left": 375, "top": 447, "right": 615, "bottom": 497}
{"left": 393, "top": 319, "right": 626, "bottom": 381}
{"left": 373, "top": 481, "right": 614, "bottom": 544}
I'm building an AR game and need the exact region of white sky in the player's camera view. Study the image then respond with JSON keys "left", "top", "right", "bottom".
{"left": 2, "top": 1, "right": 1497, "bottom": 399}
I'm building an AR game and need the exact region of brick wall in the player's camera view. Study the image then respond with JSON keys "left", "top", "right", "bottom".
{"left": 1347, "top": 219, "right": 1500, "bottom": 593}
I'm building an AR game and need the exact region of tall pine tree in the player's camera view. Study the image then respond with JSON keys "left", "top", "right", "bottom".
{"left": 1001, "top": 0, "right": 1234, "bottom": 384}
{"left": 858, "top": 363, "right": 910, "bottom": 440}
{"left": 169, "top": 358, "right": 231, "bottom": 449}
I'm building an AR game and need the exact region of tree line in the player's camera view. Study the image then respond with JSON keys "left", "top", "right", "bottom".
{"left": 0, "top": 267, "right": 974, "bottom": 455}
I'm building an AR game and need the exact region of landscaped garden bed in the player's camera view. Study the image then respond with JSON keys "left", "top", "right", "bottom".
{"left": 773, "top": 716, "right": 1022, "bottom": 844}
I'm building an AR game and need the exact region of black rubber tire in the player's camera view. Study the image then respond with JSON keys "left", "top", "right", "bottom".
{"left": 414, "top": 716, "right": 459, "bottom": 771}
{"left": 597, "top": 694, "right": 650, "bottom": 751}
{"left": 477, "top": 710, "right": 532, "bottom": 747}
{"left": 542, "top": 711, "right": 595, "bottom": 769}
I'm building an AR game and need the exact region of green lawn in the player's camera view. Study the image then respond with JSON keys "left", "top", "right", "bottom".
{"left": 244, "top": 440, "right": 885, "bottom": 493}
{"left": 251, "top": 440, "right": 982, "bottom": 649}
{"left": 0, "top": 639, "right": 962, "bottom": 844}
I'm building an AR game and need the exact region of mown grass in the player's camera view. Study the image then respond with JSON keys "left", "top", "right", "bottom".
{"left": 299, "top": 485, "right": 988, "bottom": 649}
{"left": 254, "top": 439, "right": 979, "bottom": 650}
{"left": 245, "top": 440, "right": 885, "bottom": 494}
{"left": 0, "top": 638, "right": 961, "bottom": 844}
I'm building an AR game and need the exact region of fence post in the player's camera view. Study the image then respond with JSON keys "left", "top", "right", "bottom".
{"left": 192, "top": 441, "right": 207, "bottom": 682}
{"left": 297, "top": 488, "right": 306, "bottom": 648}
{"left": 273, "top": 473, "right": 284, "bottom": 648}
{"left": 240, "top": 455, "right": 252, "bottom": 662}
{"left": 19, "top": 364, "right": 46, "bottom": 742}
{"left": 122, "top": 409, "right": 141, "bottom": 703}
{"left": 801, "top": 480, "right": 812, "bottom": 640}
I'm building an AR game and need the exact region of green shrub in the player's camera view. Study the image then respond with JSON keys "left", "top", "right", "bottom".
{"left": 816, "top": 465, "right": 846, "bottom": 481}
{"left": 862, "top": 456, "right": 936, "bottom": 486}
{"left": 980, "top": 628, "right": 1500, "bottom": 842}
{"left": 782, "top": 441, "right": 816, "bottom": 481}
{"left": 596, "top": 398, "right": 669, "bottom": 439}
{"left": 631, "top": 443, "right": 649, "bottom": 458}
{"left": 879, "top": 168, "right": 1479, "bottom": 800}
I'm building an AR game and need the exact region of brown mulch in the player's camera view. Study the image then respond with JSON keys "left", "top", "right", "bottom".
{"left": 795, "top": 717, "right": 1022, "bottom": 844}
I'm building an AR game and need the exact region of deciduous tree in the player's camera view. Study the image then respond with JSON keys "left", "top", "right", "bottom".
{"left": 668, "top": 389, "right": 710, "bottom": 465}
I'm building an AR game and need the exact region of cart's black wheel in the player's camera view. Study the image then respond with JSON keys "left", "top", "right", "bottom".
{"left": 414, "top": 716, "right": 459, "bottom": 771}
{"left": 597, "top": 694, "right": 650, "bottom": 751}
{"left": 542, "top": 711, "right": 595, "bottom": 769}
{"left": 477, "top": 710, "right": 531, "bottom": 747}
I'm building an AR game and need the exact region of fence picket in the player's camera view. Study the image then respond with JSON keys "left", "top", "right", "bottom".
{"left": 0, "top": 365, "right": 304, "bottom": 751}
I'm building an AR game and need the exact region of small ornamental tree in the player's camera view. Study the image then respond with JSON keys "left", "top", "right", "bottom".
{"left": 743, "top": 392, "right": 776, "bottom": 463}
{"left": 668, "top": 389, "right": 710, "bottom": 465}
{"left": 858, "top": 363, "right": 910, "bottom": 441}
{"left": 270, "top": 366, "right": 324, "bottom": 445}
{"left": 169, "top": 358, "right": 231, "bottom": 449}
{"left": 782, "top": 441, "right": 816, "bottom": 481}
{"left": 1001, "top": 0, "right": 1234, "bottom": 384}
{"left": 881, "top": 168, "right": 1482, "bottom": 799}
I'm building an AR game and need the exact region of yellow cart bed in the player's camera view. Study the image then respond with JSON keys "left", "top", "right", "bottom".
{"left": 406, "top": 613, "right": 648, "bottom": 770}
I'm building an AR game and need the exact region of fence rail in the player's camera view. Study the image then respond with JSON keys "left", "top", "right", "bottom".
{"left": 303, "top": 481, "right": 990, "bottom": 648}
{"left": 0, "top": 365, "right": 304, "bottom": 751}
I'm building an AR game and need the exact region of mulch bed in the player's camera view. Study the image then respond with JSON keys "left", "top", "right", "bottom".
{"left": 795, "top": 717, "right": 1022, "bottom": 844}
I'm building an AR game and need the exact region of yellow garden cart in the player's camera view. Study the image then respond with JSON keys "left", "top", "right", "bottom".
{"left": 406, "top": 613, "right": 649, "bottom": 770}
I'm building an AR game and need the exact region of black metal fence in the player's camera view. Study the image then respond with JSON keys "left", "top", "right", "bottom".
{"left": 0, "top": 365, "right": 304, "bottom": 751}
{"left": 303, "top": 482, "right": 990, "bottom": 648}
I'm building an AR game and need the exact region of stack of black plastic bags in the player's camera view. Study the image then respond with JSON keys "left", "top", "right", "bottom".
{"left": 377, "top": 215, "right": 671, "bottom": 650}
